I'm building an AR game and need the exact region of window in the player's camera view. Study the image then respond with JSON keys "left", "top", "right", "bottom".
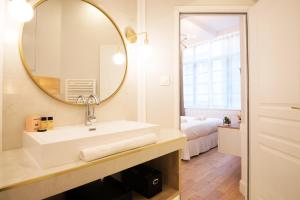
{"left": 183, "top": 32, "right": 241, "bottom": 109}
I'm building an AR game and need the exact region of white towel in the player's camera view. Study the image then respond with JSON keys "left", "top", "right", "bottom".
{"left": 79, "top": 133, "right": 157, "bottom": 162}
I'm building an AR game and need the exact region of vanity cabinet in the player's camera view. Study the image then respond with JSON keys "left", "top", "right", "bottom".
{"left": 0, "top": 130, "right": 186, "bottom": 200}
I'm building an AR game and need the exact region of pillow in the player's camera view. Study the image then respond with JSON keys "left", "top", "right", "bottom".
{"left": 193, "top": 116, "right": 206, "bottom": 121}
{"left": 181, "top": 116, "right": 196, "bottom": 123}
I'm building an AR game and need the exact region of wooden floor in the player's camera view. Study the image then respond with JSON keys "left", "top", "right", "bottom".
{"left": 180, "top": 148, "right": 244, "bottom": 200}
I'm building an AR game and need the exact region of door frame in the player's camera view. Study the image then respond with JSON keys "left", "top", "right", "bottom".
{"left": 0, "top": 0, "right": 5, "bottom": 152}
{"left": 173, "top": 6, "right": 250, "bottom": 200}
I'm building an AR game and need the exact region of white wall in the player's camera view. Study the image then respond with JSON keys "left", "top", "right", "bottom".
{"left": 144, "top": 0, "right": 256, "bottom": 128}
{"left": 2, "top": 0, "right": 137, "bottom": 150}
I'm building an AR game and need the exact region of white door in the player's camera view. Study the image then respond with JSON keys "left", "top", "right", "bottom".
{"left": 249, "top": 0, "right": 300, "bottom": 199}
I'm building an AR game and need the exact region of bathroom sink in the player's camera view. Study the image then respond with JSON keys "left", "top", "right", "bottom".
{"left": 23, "top": 120, "right": 160, "bottom": 169}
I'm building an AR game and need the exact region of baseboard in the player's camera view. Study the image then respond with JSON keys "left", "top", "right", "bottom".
{"left": 239, "top": 179, "right": 246, "bottom": 196}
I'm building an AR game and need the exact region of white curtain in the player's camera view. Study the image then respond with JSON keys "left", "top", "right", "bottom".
{"left": 182, "top": 32, "right": 241, "bottom": 109}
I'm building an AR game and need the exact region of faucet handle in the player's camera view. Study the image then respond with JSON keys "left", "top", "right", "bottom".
{"left": 87, "top": 94, "right": 100, "bottom": 105}
{"left": 76, "top": 95, "right": 87, "bottom": 104}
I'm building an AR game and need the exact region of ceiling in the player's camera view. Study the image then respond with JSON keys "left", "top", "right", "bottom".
{"left": 180, "top": 15, "right": 241, "bottom": 47}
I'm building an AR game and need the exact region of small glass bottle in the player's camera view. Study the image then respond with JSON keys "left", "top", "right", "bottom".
{"left": 47, "top": 116, "right": 54, "bottom": 130}
{"left": 38, "top": 117, "right": 47, "bottom": 132}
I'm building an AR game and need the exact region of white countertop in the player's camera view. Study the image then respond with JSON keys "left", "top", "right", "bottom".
{"left": 0, "top": 129, "right": 186, "bottom": 192}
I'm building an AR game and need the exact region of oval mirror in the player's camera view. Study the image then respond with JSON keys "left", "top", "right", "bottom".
{"left": 20, "top": 0, "right": 127, "bottom": 104}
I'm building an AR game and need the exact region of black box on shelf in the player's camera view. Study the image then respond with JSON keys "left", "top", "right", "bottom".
{"left": 45, "top": 176, "right": 132, "bottom": 200}
{"left": 121, "top": 164, "right": 162, "bottom": 199}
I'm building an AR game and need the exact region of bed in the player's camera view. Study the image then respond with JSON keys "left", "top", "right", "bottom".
{"left": 181, "top": 116, "right": 223, "bottom": 160}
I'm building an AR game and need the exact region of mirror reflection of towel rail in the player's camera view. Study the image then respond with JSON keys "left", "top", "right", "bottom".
{"left": 291, "top": 106, "right": 300, "bottom": 110}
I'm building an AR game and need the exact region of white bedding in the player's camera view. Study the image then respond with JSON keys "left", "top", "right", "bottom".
{"left": 181, "top": 117, "right": 223, "bottom": 140}
{"left": 182, "top": 132, "right": 218, "bottom": 160}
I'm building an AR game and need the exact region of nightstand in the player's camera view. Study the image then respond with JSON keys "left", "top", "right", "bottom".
{"left": 218, "top": 123, "right": 241, "bottom": 157}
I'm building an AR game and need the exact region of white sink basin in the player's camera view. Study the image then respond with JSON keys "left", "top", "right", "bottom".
{"left": 23, "top": 120, "right": 160, "bottom": 169}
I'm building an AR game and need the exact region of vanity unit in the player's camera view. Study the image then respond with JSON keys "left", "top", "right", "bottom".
{"left": 0, "top": 127, "right": 186, "bottom": 200}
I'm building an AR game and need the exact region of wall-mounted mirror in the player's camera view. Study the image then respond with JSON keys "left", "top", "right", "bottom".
{"left": 20, "top": 0, "right": 127, "bottom": 104}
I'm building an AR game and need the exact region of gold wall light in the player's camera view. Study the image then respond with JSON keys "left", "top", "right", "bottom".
{"left": 125, "top": 26, "right": 149, "bottom": 44}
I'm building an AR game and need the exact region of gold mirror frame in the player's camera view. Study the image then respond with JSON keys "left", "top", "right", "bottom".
{"left": 19, "top": 0, "right": 128, "bottom": 106}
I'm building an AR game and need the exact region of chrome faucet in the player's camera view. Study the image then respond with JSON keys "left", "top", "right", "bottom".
{"left": 76, "top": 95, "right": 100, "bottom": 127}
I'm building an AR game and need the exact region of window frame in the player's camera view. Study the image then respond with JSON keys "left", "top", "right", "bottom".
{"left": 182, "top": 32, "right": 241, "bottom": 110}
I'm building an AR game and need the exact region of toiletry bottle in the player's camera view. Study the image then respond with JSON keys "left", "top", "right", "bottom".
{"left": 38, "top": 117, "right": 48, "bottom": 132}
{"left": 47, "top": 116, "right": 54, "bottom": 130}
{"left": 25, "top": 116, "right": 41, "bottom": 132}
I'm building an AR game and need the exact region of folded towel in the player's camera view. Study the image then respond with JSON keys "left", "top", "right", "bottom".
{"left": 79, "top": 133, "right": 158, "bottom": 162}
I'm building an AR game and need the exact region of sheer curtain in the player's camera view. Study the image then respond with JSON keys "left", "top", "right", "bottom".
{"left": 183, "top": 32, "right": 241, "bottom": 110}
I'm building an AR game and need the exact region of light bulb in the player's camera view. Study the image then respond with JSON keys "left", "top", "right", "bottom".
{"left": 8, "top": 0, "right": 33, "bottom": 23}
{"left": 113, "top": 52, "right": 125, "bottom": 65}
{"left": 141, "top": 43, "right": 151, "bottom": 57}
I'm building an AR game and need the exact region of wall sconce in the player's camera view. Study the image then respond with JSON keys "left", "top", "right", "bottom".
{"left": 125, "top": 26, "right": 151, "bottom": 56}
{"left": 8, "top": 0, "right": 33, "bottom": 23}
{"left": 125, "top": 26, "right": 149, "bottom": 44}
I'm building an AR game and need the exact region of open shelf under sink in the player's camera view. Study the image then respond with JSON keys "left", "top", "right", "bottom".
{"left": 133, "top": 185, "right": 179, "bottom": 200}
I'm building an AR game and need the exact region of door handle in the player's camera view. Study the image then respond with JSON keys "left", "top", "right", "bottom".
{"left": 291, "top": 106, "right": 300, "bottom": 110}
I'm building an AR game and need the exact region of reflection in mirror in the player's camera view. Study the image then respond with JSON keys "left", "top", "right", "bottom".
{"left": 21, "top": 0, "right": 127, "bottom": 104}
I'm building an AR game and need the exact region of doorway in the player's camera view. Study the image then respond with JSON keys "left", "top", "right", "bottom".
{"left": 178, "top": 13, "right": 248, "bottom": 200}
